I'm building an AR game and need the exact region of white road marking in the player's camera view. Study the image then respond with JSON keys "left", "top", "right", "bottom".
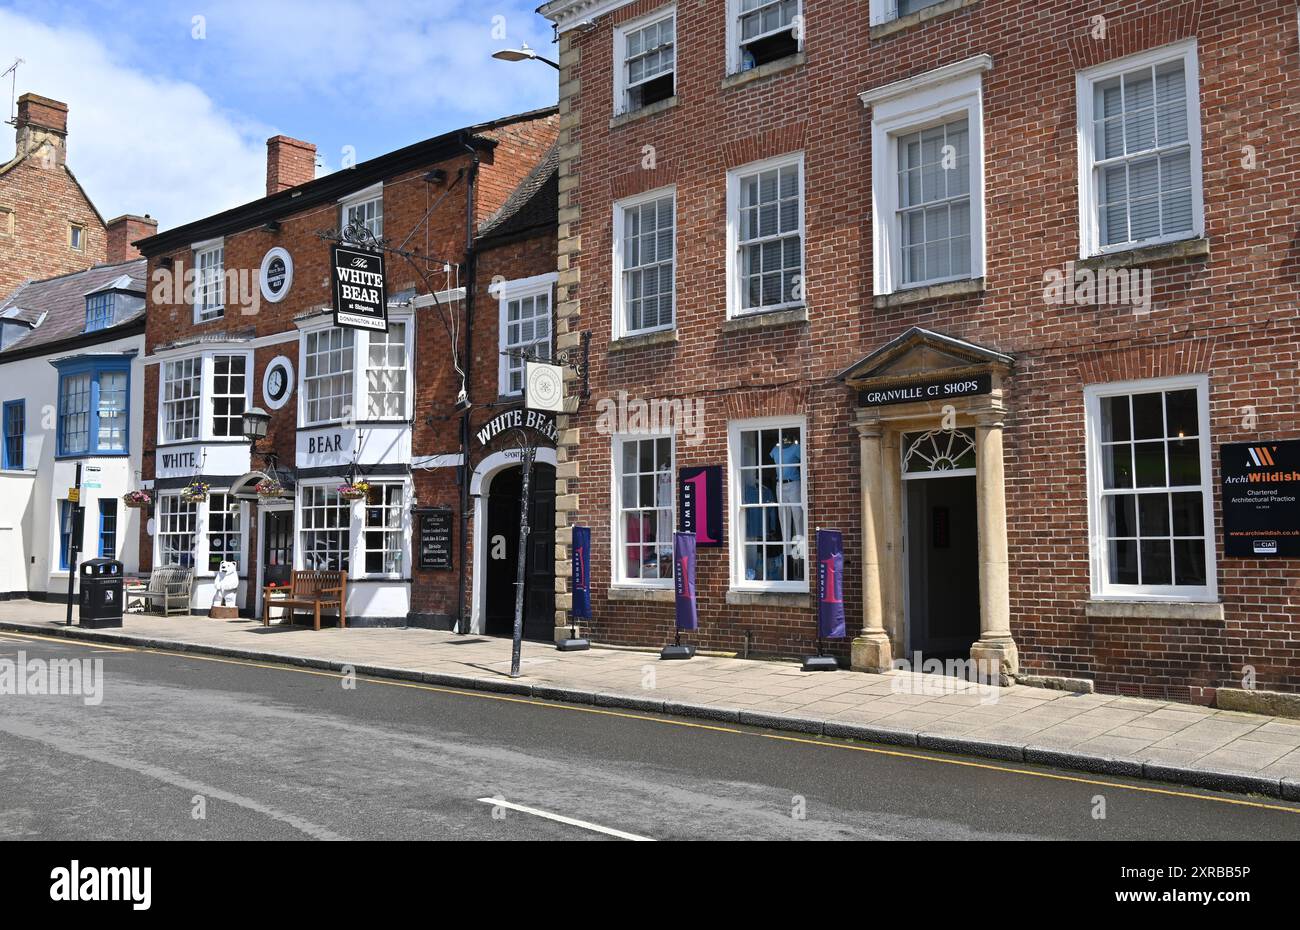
{"left": 477, "top": 797, "right": 654, "bottom": 841}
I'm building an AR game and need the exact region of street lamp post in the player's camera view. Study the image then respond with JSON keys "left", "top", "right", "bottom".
{"left": 506, "top": 427, "right": 539, "bottom": 679}
{"left": 491, "top": 42, "right": 561, "bottom": 71}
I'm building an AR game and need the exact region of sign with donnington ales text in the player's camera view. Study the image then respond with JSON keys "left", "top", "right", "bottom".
{"left": 331, "top": 244, "right": 387, "bottom": 332}
{"left": 1221, "top": 440, "right": 1300, "bottom": 558}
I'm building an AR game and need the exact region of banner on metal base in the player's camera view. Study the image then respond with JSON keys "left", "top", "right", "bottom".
{"left": 816, "top": 529, "right": 846, "bottom": 640}
{"left": 674, "top": 531, "right": 698, "bottom": 631}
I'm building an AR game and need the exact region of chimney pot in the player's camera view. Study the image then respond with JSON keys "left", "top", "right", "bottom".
{"left": 14, "top": 93, "right": 69, "bottom": 167}
{"left": 266, "top": 135, "right": 317, "bottom": 196}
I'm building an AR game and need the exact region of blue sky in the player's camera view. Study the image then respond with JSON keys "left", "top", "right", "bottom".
{"left": 0, "top": 0, "right": 558, "bottom": 231}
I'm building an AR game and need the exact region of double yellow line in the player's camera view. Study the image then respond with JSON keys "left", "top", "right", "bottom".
{"left": 6, "top": 627, "right": 1299, "bottom": 816}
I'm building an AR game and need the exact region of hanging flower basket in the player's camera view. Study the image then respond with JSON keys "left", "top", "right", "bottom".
{"left": 254, "top": 478, "right": 287, "bottom": 499}
{"left": 337, "top": 480, "right": 371, "bottom": 501}
{"left": 180, "top": 480, "right": 211, "bottom": 503}
{"left": 122, "top": 490, "right": 152, "bottom": 509}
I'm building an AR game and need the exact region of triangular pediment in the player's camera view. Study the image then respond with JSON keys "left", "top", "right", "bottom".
{"left": 838, "top": 327, "right": 1012, "bottom": 387}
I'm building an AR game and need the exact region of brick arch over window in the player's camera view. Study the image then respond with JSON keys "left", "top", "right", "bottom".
{"left": 1066, "top": 0, "right": 1204, "bottom": 70}
{"left": 723, "top": 384, "right": 810, "bottom": 420}
{"left": 722, "top": 123, "right": 808, "bottom": 170}
{"left": 1075, "top": 336, "right": 1216, "bottom": 385}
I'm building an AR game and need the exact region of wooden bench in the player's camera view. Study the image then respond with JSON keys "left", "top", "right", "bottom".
{"left": 263, "top": 571, "right": 347, "bottom": 631}
{"left": 134, "top": 566, "right": 194, "bottom": 617}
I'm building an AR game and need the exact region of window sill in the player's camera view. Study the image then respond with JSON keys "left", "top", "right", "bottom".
{"left": 726, "top": 588, "right": 810, "bottom": 608}
{"left": 721, "top": 52, "right": 805, "bottom": 91}
{"left": 870, "top": 0, "right": 982, "bottom": 40}
{"left": 610, "top": 329, "right": 678, "bottom": 352}
{"left": 1077, "top": 237, "right": 1210, "bottom": 272}
{"left": 608, "top": 585, "right": 674, "bottom": 603}
{"left": 55, "top": 451, "right": 129, "bottom": 460}
{"left": 874, "top": 277, "right": 984, "bottom": 309}
{"left": 610, "top": 96, "right": 679, "bottom": 129}
{"left": 1085, "top": 599, "right": 1225, "bottom": 622}
{"left": 722, "top": 306, "right": 808, "bottom": 333}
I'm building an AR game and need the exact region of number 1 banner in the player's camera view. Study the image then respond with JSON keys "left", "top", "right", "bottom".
{"left": 678, "top": 466, "right": 722, "bottom": 547}
{"left": 674, "top": 531, "right": 698, "bottom": 631}
{"left": 817, "top": 529, "right": 846, "bottom": 640}
{"left": 572, "top": 525, "right": 591, "bottom": 619}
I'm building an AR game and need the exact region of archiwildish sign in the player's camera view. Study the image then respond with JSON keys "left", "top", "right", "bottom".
{"left": 1221, "top": 440, "right": 1300, "bottom": 558}
{"left": 331, "top": 244, "right": 387, "bottom": 332}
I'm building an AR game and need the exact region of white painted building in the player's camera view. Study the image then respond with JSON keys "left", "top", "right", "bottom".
{"left": 0, "top": 260, "right": 147, "bottom": 600}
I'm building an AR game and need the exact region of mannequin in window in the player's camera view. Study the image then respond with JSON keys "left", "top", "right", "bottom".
{"left": 742, "top": 479, "right": 781, "bottom": 580}
{"left": 769, "top": 434, "right": 804, "bottom": 571}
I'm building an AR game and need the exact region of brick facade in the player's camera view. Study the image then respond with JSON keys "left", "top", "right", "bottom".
{"left": 543, "top": 0, "right": 1300, "bottom": 700}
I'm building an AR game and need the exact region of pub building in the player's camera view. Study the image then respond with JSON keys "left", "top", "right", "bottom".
{"left": 541, "top": 0, "right": 1300, "bottom": 703}
{"left": 134, "top": 109, "right": 562, "bottom": 631}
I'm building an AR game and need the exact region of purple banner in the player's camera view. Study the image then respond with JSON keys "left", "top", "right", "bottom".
{"left": 817, "top": 529, "right": 846, "bottom": 640}
{"left": 674, "top": 531, "right": 698, "bottom": 631}
{"left": 571, "top": 525, "right": 591, "bottom": 619}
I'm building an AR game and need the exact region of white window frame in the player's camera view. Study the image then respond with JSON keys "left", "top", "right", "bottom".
{"left": 361, "top": 481, "right": 409, "bottom": 579}
{"left": 296, "top": 481, "right": 357, "bottom": 575}
{"left": 204, "top": 492, "right": 247, "bottom": 576}
{"left": 1084, "top": 374, "right": 1217, "bottom": 603}
{"left": 495, "top": 273, "right": 557, "bottom": 397}
{"left": 155, "top": 492, "right": 198, "bottom": 569}
{"left": 300, "top": 327, "right": 356, "bottom": 427}
{"left": 296, "top": 312, "right": 414, "bottom": 427}
{"left": 340, "top": 183, "right": 384, "bottom": 242}
{"left": 725, "top": 152, "right": 805, "bottom": 319}
{"left": 1076, "top": 39, "right": 1204, "bottom": 259}
{"left": 157, "top": 350, "right": 255, "bottom": 446}
{"left": 866, "top": 57, "right": 989, "bottom": 296}
{"left": 610, "top": 432, "right": 676, "bottom": 588}
{"left": 160, "top": 357, "right": 203, "bottom": 444}
{"left": 365, "top": 320, "right": 410, "bottom": 420}
{"left": 193, "top": 238, "right": 226, "bottom": 323}
{"left": 869, "top": 0, "right": 952, "bottom": 26}
{"left": 611, "top": 185, "right": 676, "bottom": 340}
{"left": 613, "top": 6, "right": 677, "bottom": 116}
{"left": 725, "top": 0, "right": 805, "bottom": 75}
{"left": 727, "top": 415, "right": 809, "bottom": 593}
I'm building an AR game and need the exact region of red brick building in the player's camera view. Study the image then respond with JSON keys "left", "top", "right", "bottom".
{"left": 540, "top": 0, "right": 1300, "bottom": 703}
{"left": 133, "top": 110, "right": 559, "bottom": 630}
{"left": 0, "top": 93, "right": 153, "bottom": 299}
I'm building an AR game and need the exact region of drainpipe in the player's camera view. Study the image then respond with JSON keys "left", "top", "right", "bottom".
{"left": 455, "top": 133, "right": 480, "bottom": 634}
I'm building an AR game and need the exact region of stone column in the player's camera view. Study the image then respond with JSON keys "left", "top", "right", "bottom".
{"left": 851, "top": 416, "right": 893, "bottom": 672}
{"left": 970, "top": 410, "right": 1018, "bottom": 683}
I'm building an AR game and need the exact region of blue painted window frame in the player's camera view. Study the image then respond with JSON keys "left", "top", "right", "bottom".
{"left": 98, "top": 499, "right": 118, "bottom": 558}
{"left": 2, "top": 399, "right": 23, "bottom": 469}
{"left": 84, "top": 293, "right": 116, "bottom": 332}
{"left": 54, "top": 357, "right": 131, "bottom": 457}
{"left": 58, "top": 500, "right": 74, "bottom": 571}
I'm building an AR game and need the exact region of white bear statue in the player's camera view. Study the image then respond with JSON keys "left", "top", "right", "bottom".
{"left": 212, "top": 561, "right": 240, "bottom": 609}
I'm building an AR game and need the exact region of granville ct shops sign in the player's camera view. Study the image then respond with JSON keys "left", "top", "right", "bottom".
{"left": 858, "top": 373, "right": 992, "bottom": 408}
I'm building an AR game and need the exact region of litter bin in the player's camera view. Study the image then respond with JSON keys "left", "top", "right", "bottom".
{"left": 79, "top": 559, "right": 124, "bottom": 629}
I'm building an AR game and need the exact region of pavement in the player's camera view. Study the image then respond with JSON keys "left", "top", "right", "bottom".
{"left": 3, "top": 631, "right": 1298, "bottom": 840}
{"left": 2, "top": 599, "right": 1300, "bottom": 802}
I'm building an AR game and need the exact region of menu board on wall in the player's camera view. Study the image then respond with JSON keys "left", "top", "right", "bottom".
{"left": 417, "top": 508, "right": 454, "bottom": 570}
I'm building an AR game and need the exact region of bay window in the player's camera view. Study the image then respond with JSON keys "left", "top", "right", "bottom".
{"left": 207, "top": 493, "right": 244, "bottom": 572}
{"left": 55, "top": 358, "right": 130, "bottom": 456}
{"left": 367, "top": 322, "right": 407, "bottom": 419}
{"left": 300, "top": 485, "right": 351, "bottom": 572}
{"left": 613, "top": 435, "right": 674, "bottom": 585}
{"left": 160, "top": 351, "right": 253, "bottom": 444}
{"left": 157, "top": 493, "right": 197, "bottom": 567}
{"left": 211, "top": 355, "right": 247, "bottom": 438}
{"left": 304, "top": 328, "right": 355, "bottom": 424}
{"left": 162, "top": 357, "right": 201, "bottom": 443}
{"left": 363, "top": 484, "right": 405, "bottom": 576}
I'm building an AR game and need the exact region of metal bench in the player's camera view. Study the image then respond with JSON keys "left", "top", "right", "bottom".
{"left": 263, "top": 570, "right": 347, "bottom": 631}
{"left": 135, "top": 566, "right": 194, "bottom": 617}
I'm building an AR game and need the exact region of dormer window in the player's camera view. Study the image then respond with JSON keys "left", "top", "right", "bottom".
{"left": 85, "top": 293, "right": 115, "bottom": 332}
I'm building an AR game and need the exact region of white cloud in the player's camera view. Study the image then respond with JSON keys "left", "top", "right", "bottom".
{"left": 0, "top": 8, "right": 269, "bottom": 232}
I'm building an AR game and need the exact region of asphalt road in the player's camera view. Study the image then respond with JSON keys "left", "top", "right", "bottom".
{"left": 1, "top": 631, "right": 1298, "bottom": 841}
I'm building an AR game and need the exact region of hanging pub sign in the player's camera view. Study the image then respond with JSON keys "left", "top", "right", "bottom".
{"left": 331, "top": 243, "right": 387, "bottom": 332}
{"left": 674, "top": 531, "right": 698, "bottom": 631}
{"left": 526, "top": 361, "right": 566, "bottom": 413}
{"left": 816, "top": 529, "right": 846, "bottom": 640}
{"left": 571, "top": 525, "right": 592, "bottom": 619}
{"left": 859, "top": 373, "right": 992, "bottom": 408}
{"left": 416, "top": 508, "right": 454, "bottom": 570}
{"left": 1220, "top": 440, "right": 1300, "bottom": 558}
{"left": 678, "top": 466, "right": 723, "bottom": 547}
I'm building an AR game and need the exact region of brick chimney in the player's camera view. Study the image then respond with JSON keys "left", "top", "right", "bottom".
{"left": 106, "top": 214, "right": 159, "bottom": 263}
{"left": 266, "top": 135, "right": 317, "bottom": 196}
{"left": 14, "top": 93, "right": 69, "bottom": 168}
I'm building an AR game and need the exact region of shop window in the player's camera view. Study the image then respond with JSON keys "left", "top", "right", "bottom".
{"left": 300, "top": 485, "right": 351, "bottom": 572}
{"left": 497, "top": 275, "right": 555, "bottom": 396}
{"left": 1086, "top": 376, "right": 1215, "bottom": 600}
{"left": 98, "top": 500, "right": 117, "bottom": 559}
{"left": 56, "top": 359, "right": 129, "bottom": 456}
{"left": 2, "top": 399, "right": 24, "bottom": 470}
{"left": 157, "top": 494, "right": 197, "bottom": 567}
{"left": 303, "top": 328, "right": 355, "bottom": 425}
{"left": 1077, "top": 41, "right": 1202, "bottom": 257}
{"left": 613, "top": 188, "right": 675, "bottom": 338}
{"left": 194, "top": 241, "right": 225, "bottom": 322}
{"left": 727, "top": 154, "right": 804, "bottom": 316}
{"left": 207, "top": 493, "right": 243, "bottom": 572}
{"left": 367, "top": 322, "right": 407, "bottom": 419}
{"left": 363, "top": 484, "right": 405, "bottom": 576}
{"left": 866, "top": 57, "right": 988, "bottom": 296}
{"left": 729, "top": 0, "right": 802, "bottom": 72}
{"left": 162, "top": 357, "right": 202, "bottom": 442}
{"left": 729, "top": 419, "right": 807, "bottom": 590}
{"left": 613, "top": 435, "right": 674, "bottom": 585}
{"left": 615, "top": 10, "right": 675, "bottom": 115}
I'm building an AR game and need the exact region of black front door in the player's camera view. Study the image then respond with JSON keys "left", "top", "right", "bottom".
{"left": 906, "top": 475, "right": 980, "bottom": 660}
{"left": 263, "top": 510, "right": 294, "bottom": 588}
{"left": 484, "top": 463, "right": 555, "bottom": 641}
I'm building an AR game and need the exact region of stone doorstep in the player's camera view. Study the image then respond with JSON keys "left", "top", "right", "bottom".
{"left": 0, "top": 617, "right": 1296, "bottom": 802}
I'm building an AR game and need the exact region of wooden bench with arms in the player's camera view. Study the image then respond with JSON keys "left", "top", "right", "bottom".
{"left": 263, "top": 571, "right": 347, "bottom": 631}
{"left": 133, "top": 566, "right": 195, "bottom": 617}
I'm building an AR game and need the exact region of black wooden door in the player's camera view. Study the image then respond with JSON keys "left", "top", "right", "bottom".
{"left": 484, "top": 463, "right": 555, "bottom": 641}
